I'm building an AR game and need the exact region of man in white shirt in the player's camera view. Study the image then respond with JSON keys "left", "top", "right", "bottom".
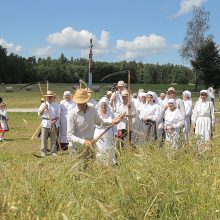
{"left": 115, "top": 90, "right": 136, "bottom": 144}
{"left": 38, "top": 91, "right": 60, "bottom": 157}
{"left": 67, "top": 89, "right": 122, "bottom": 154}
{"left": 110, "top": 80, "right": 126, "bottom": 111}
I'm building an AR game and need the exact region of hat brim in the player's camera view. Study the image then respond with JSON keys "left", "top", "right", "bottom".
{"left": 72, "top": 96, "right": 90, "bottom": 104}
{"left": 44, "top": 94, "right": 56, "bottom": 97}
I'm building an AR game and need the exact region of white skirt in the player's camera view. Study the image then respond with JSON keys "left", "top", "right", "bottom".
{"left": 195, "top": 116, "right": 211, "bottom": 142}
{"left": 94, "top": 127, "right": 116, "bottom": 166}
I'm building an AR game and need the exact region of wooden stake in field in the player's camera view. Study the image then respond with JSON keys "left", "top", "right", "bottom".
{"left": 127, "top": 70, "right": 131, "bottom": 146}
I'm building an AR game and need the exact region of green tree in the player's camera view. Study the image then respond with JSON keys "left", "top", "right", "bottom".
{"left": 191, "top": 38, "right": 220, "bottom": 87}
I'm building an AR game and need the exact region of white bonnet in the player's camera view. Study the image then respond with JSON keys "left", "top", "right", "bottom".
{"left": 63, "top": 91, "right": 71, "bottom": 96}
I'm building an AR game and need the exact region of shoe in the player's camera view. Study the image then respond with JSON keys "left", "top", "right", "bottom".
{"left": 52, "top": 153, "right": 58, "bottom": 157}
{"left": 40, "top": 152, "right": 46, "bottom": 158}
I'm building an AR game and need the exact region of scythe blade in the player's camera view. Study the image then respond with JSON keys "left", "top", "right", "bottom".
{"left": 101, "top": 70, "right": 128, "bottom": 82}
{"left": 18, "top": 80, "right": 47, "bottom": 91}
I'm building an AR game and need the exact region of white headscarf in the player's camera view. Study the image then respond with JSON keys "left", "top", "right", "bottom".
{"left": 63, "top": 91, "right": 71, "bottom": 97}
{"left": 183, "top": 90, "right": 192, "bottom": 100}
{"left": 147, "top": 91, "right": 160, "bottom": 104}
{"left": 167, "top": 98, "right": 176, "bottom": 106}
{"left": 200, "top": 90, "right": 211, "bottom": 101}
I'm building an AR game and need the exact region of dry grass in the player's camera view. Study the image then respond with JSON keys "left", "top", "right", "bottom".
{"left": 0, "top": 113, "right": 220, "bottom": 219}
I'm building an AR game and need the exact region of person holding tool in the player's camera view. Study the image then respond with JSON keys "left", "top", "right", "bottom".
{"left": 38, "top": 90, "right": 60, "bottom": 157}
{"left": 67, "top": 88, "right": 123, "bottom": 158}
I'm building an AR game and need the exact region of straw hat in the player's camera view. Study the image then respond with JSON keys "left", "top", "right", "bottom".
{"left": 86, "top": 88, "right": 93, "bottom": 93}
{"left": 72, "top": 89, "right": 90, "bottom": 104}
{"left": 117, "top": 80, "right": 125, "bottom": 87}
{"left": 44, "top": 90, "right": 56, "bottom": 97}
{"left": 107, "top": 90, "right": 112, "bottom": 95}
{"left": 167, "top": 87, "right": 176, "bottom": 93}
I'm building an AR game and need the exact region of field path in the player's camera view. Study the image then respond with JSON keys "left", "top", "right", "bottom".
{"left": 7, "top": 108, "right": 38, "bottom": 112}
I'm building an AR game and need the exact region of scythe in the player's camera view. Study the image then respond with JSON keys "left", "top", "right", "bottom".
{"left": 18, "top": 80, "right": 48, "bottom": 91}
{"left": 101, "top": 70, "right": 132, "bottom": 146}
{"left": 101, "top": 70, "right": 128, "bottom": 82}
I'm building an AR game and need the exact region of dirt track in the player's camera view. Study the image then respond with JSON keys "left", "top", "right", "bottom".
{"left": 7, "top": 108, "right": 38, "bottom": 112}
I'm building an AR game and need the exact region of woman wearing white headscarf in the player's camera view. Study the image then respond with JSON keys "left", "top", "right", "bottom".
{"left": 59, "top": 91, "right": 76, "bottom": 150}
{"left": 164, "top": 99, "right": 184, "bottom": 148}
{"left": 94, "top": 97, "right": 117, "bottom": 166}
{"left": 191, "top": 90, "right": 215, "bottom": 148}
{"left": 137, "top": 91, "right": 161, "bottom": 144}
{"left": 182, "top": 90, "right": 192, "bottom": 140}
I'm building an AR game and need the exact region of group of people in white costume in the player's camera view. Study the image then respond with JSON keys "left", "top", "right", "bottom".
{"left": 37, "top": 80, "right": 216, "bottom": 165}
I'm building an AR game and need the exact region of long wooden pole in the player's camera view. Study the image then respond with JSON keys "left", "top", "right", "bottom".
{"left": 127, "top": 70, "right": 131, "bottom": 145}
{"left": 47, "top": 81, "right": 49, "bottom": 92}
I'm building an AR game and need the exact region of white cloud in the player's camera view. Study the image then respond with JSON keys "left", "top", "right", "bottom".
{"left": 174, "top": 0, "right": 207, "bottom": 17}
{"left": 47, "top": 27, "right": 110, "bottom": 58}
{"left": 0, "top": 38, "right": 22, "bottom": 54}
{"left": 31, "top": 46, "right": 54, "bottom": 58}
{"left": 80, "top": 31, "right": 110, "bottom": 57}
{"left": 172, "top": 43, "right": 181, "bottom": 49}
{"left": 115, "top": 34, "right": 166, "bottom": 60}
{"left": 47, "top": 27, "right": 93, "bottom": 48}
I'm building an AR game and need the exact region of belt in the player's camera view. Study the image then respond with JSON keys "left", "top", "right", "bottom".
{"left": 42, "top": 117, "right": 50, "bottom": 120}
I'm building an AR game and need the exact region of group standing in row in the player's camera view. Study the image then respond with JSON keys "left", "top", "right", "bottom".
{"left": 37, "top": 81, "right": 216, "bottom": 164}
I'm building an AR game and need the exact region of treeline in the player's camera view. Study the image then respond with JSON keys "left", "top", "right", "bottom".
{"left": 0, "top": 46, "right": 193, "bottom": 84}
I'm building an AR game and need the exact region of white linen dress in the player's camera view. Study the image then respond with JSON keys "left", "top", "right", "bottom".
{"left": 191, "top": 100, "right": 215, "bottom": 142}
{"left": 94, "top": 109, "right": 117, "bottom": 165}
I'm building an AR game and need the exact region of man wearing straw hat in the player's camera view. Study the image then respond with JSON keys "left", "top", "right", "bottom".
{"left": 67, "top": 89, "right": 122, "bottom": 153}
{"left": 38, "top": 90, "right": 60, "bottom": 157}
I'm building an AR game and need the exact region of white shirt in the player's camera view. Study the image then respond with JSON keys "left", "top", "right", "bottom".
{"left": 67, "top": 105, "right": 113, "bottom": 146}
{"left": 139, "top": 102, "right": 161, "bottom": 122}
{"left": 208, "top": 87, "right": 215, "bottom": 99}
{"left": 192, "top": 100, "right": 215, "bottom": 126}
{"left": 183, "top": 100, "right": 192, "bottom": 118}
{"left": 110, "top": 91, "right": 123, "bottom": 109}
{"left": 60, "top": 99, "right": 75, "bottom": 115}
{"left": 115, "top": 101, "right": 136, "bottom": 130}
{"left": 59, "top": 99, "right": 76, "bottom": 143}
{"left": 87, "top": 98, "right": 98, "bottom": 107}
{"left": 164, "top": 108, "right": 184, "bottom": 129}
{"left": 38, "top": 101, "right": 60, "bottom": 128}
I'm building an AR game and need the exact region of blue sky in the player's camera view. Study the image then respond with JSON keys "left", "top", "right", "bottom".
{"left": 0, "top": 0, "right": 219, "bottom": 65}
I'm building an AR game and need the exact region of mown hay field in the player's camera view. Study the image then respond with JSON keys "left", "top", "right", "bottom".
{"left": 0, "top": 83, "right": 220, "bottom": 219}
{"left": 0, "top": 83, "right": 207, "bottom": 108}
